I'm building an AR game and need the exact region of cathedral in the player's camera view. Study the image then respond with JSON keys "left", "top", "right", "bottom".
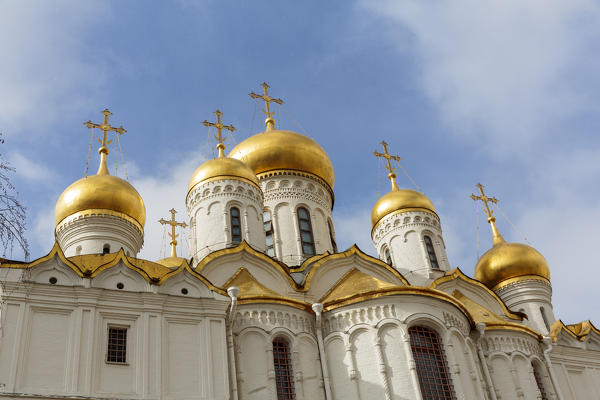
{"left": 0, "top": 83, "right": 599, "bottom": 400}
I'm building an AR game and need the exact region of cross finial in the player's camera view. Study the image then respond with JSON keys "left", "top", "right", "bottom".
{"left": 249, "top": 82, "right": 284, "bottom": 131}
{"left": 83, "top": 108, "right": 127, "bottom": 175}
{"left": 203, "top": 110, "right": 236, "bottom": 157}
{"left": 470, "top": 183, "right": 504, "bottom": 245}
{"left": 373, "top": 141, "right": 402, "bottom": 191}
{"left": 158, "top": 208, "right": 188, "bottom": 258}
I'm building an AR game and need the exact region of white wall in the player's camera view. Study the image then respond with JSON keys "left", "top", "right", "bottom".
{"left": 372, "top": 210, "right": 450, "bottom": 286}
{"left": 187, "top": 178, "right": 265, "bottom": 264}
{"left": 0, "top": 274, "right": 230, "bottom": 400}
{"left": 56, "top": 214, "right": 144, "bottom": 257}
{"left": 261, "top": 173, "right": 334, "bottom": 265}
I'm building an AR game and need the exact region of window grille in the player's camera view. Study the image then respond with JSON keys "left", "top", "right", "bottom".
{"left": 264, "top": 210, "right": 275, "bottom": 257}
{"left": 230, "top": 207, "right": 242, "bottom": 244}
{"left": 532, "top": 363, "right": 549, "bottom": 400}
{"left": 107, "top": 327, "right": 127, "bottom": 364}
{"left": 297, "top": 207, "right": 315, "bottom": 256}
{"left": 409, "top": 325, "right": 456, "bottom": 400}
{"left": 273, "top": 339, "right": 296, "bottom": 400}
{"left": 424, "top": 236, "right": 440, "bottom": 269}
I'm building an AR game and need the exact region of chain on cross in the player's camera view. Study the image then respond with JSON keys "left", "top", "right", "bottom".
{"left": 159, "top": 208, "right": 188, "bottom": 258}
{"left": 249, "top": 82, "right": 284, "bottom": 129}
{"left": 203, "top": 110, "right": 236, "bottom": 157}
{"left": 373, "top": 141, "right": 402, "bottom": 190}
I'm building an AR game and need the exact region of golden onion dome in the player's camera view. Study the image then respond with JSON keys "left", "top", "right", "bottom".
{"left": 228, "top": 127, "right": 335, "bottom": 190}
{"left": 371, "top": 188, "right": 436, "bottom": 228}
{"left": 55, "top": 153, "right": 146, "bottom": 229}
{"left": 188, "top": 152, "right": 259, "bottom": 196}
{"left": 474, "top": 217, "right": 550, "bottom": 290}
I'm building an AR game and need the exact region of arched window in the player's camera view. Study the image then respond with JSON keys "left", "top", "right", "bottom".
{"left": 328, "top": 220, "right": 338, "bottom": 253}
{"left": 297, "top": 207, "right": 315, "bottom": 256}
{"left": 263, "top": 210, "right": 275, "bottom": 257}
{"left": 272, "top": 338, "right": 296, "bottom": 400}
{"left": 409, "top": 325, "right": 456, "bottom": 399}
{"left": 532, "top": 362, "right": 549, "bottom": 400}
{"left": 383, "top": 246, "right": 392, "bottom": 265}
{"left": 103, "top": 244, "right": 110, "bottom": 255}
{"left": 424, "top": 235, "right": 440, "bottom": 269}
{"left": 230, "top": 207, "right": 242, "bottom": 244}
{"left": 540, "top": 307, "right": 551, "bottom": 331}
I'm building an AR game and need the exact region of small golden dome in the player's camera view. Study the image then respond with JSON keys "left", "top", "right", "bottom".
{"left": 228, "top": 129, "right": 335, "bottom": 190}
{"left": 474, "top": 241, "right": 550, "bottom": 290}
{"left": 188, "top": 155, "right": 259, "bottom": 196}
{"left": 55, "top": 172, "right": 146, "bottom": 228}
{"left": 371, "top": 188, "right": 436, "bottom": 228}
{"left": 157, "top": 256, "right": 187, "bottom": 269}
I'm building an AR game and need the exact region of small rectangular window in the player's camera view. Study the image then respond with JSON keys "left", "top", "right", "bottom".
{"left": 107, "top": 327, "right": 127, "bottom": 364}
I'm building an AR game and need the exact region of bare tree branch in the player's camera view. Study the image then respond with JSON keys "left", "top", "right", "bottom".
{"left": 0, "top": 134, "right": 30, "bottom": 260}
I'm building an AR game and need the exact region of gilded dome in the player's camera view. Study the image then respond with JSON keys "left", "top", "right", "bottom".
{"left": 157, "top": 256, "right": 187, "bottom": 269}
{"left": 474, "top": 241, "right": 550, "bottom": 290}
{"left": 55, "top": 172, "right": 146, "bottom": 228}
{"left": 371, "top": 188, "right": 436, "bottom": 228}
{"left": 228, "top": 129, "right": 335, "bottom": 190}
{"left": 188, "top": 155, "right": 259, "bottom": 196}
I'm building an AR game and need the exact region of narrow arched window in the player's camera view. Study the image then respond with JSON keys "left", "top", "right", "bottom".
{"left": 328, "top": 219, "right": 337, "bottom": 253}
{"left": 273, "top": 338, "right": 296, "bottom": 400}
{"left": 409, "top": 326, "right": 456, "bottom": 399}
{"left": 540, "top": 307, "right": 550, "bottom": 331}
{"left": 264, "top": 210, "right": 275, "bottom": 257}
{"left": 230, "top": 207, "right": 242, "bottom": 244}
{"left": 424, "top": 235, "right": 440, "bottom": 269}
{"left": 103, "top": 244, "right": 110, "bottom": 255}
{"left": 383, "top": 246, "right": 392, "bottom": 265}
{"left": 532, "top": 362, "right": 549, "bottom": 400}
{"left": 297, "top": 207, "right": 315, "bottom": 256}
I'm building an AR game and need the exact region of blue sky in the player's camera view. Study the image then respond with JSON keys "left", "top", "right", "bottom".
{"left": 2, "top": 1, "right": 600, "bottom": 324}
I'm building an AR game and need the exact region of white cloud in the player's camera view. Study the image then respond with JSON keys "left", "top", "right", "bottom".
{"left": 7, "top": 152, "right": 57, "bottom": 183}
{"left": 132, "top": 145, "right": 207, "bottom": 262}
{"left": 333, "top": 202, "right": 376, "bottom": 256}
{"left": 0, "top": 2, "right": 110, "bottom": 137}
{"left": 361, "top": 0, "right": 600, "bottom": 156}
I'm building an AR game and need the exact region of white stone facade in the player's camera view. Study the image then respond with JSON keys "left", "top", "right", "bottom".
{"left": 372, "top": 209, "right": 450, "bottom": 285}
{"left": 259, "top": 171, "right": 335, "bottom": 266}
{"left": 187, "top": 178, "right": 265, "bottom": 264}
{"left": 55, "top": 213, "right": 144, "bottom": 257}
{"left": 495, "top": 278, "right": 556, "bottom": 335}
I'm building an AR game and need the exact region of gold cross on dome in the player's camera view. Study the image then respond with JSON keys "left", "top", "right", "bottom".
{"left": 249, "top": 82, "right": 284, "bottom": 129}
{"left": 470, "top": 183, "right": 505, "bottom": 244}
{"left": 84, "top": 108, "right": 127, "bottom": 150}
{"left": 203, "top": 110, "right": 236, "bottom": 157}
{"left": 159, "top": 208, "right": 188, "bottom": 258}
{"left": 374, "top": 141, "right": 402, "bottom": 190}
{"left": 470, "top": 183, "right": 498, "bottom": 220}
{"left": 83, "top": 108, "right": 127, "bottom": 175}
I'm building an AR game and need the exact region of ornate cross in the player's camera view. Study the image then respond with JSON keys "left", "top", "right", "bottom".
{"left": 203, "top": 110, "right": 236, "bottom": 157}
{"left": 84, "top": 108, "right": 127, "bottom": 150}
{"left": 83, "top": 108, "right": 127, "bottom": 175}
{"left": 470, "top": 183, "right": 498, "bottom": 220}
{"left": 249, "top": 82, "right": 284, "bottom": 129}
{"left": 159, "top": 208, "right": 188, "bottom": 258}
{"left": 373, "top": 141, "right": 402, "bottom": 190}
{"left": 471, "top": 183, "right": 504, "bottom": 244}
